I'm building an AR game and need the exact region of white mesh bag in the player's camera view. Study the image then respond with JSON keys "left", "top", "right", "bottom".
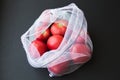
{"left": 21, "top": 3, "right": 93, "bottom": 77}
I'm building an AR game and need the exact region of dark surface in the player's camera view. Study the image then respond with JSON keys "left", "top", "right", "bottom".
{"left": 0, "top": 0, "right": 120, "bottom": 80}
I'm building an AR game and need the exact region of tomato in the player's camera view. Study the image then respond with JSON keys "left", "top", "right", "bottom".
{"left": 50, "top": 20, "right": 68, "bottom": 36}
{"left": 70, "top": 43, "right": 91, "bottom": 64}
{"left": 35, "top": 22, "right": 50, "bottom": 41}
{"left": 75, "top": 36, "right": 85, "bottom": 44}
{"left": 48, "top": 56, "right": 70, "bottom": 76}
{"left": 36, "top": 28, "right": 51, "bottom": 41}
{"left": 30, "top": 39, "right": 48, "bottom": 58}
{"left": 47, "top": 35, "right": 63, "bottom": 50}
{"left": 48, "top": 61, "right": 69, "bottom": 76}
{"left": 35, "top": 24, "right": 51, "bottom": 41}
{"left": 55, "top": 20, "right": 68, "bottom": 27}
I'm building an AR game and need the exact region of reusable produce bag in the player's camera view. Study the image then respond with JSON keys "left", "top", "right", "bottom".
{"left": 21, "top": 3, "right": 93, "bottom": 77}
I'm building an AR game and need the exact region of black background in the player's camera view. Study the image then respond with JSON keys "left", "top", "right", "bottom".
{"left": 0, "top": 0, "right": 120, "bottom": 80}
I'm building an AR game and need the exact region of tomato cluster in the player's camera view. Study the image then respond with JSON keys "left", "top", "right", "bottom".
{"left": 29, "top": 19, "right": 91, "bottom": 76}
{"left": 30, "top": 20, "right": 67, "bottom": 57}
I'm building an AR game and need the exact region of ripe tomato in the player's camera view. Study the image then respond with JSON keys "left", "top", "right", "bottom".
{"left": 48, "top": 56, "right": 70, "bottom": 76}
{"left": 35, "top": 22, "right": 50, "bottom": 41}
{"left": 47, "top": 35, "right": 63, "bottom": 50}
{"left": 30, "top": 39, "right": 48, "bottom": 58}
{"left": 70, "top": 43, "right": 91, "bottom": 64}
{"left": 36, "top": 28, "right": 51, "bottom": 41}
{"left": 50, "top": 20, "right": 68, "bottom": 36}
{"left": 75, "top": 36, "right": 85, "bottom": 44}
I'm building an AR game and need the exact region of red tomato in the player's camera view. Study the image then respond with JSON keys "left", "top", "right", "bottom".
{"left": 48, "top": 56, "right": 70, "bottom": 76}
{"left": 36, "top": 29, "right": 50, "bottom": 41}
{"left": 35, "top": 22, "right": 50, "bottom": 41}
{"left": 50, "top": 20, "right": 68, "bottom": 36}
{"left": 70, "top": 43, "right": 91, "bottom": 64}
{"left": 35, "top": 28, "right": 51, "bottom": 41}
{"left": 55, "top": 20, "right": 68, "bottom": 27}
{"left": 47, "top": 35, "right": 63, "bottom": 50}
{"left": 30, "top": 39, "right": 48, "bottom": 58}
{"left": 75, "top": 36, "right": 85, "bottom": 44}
